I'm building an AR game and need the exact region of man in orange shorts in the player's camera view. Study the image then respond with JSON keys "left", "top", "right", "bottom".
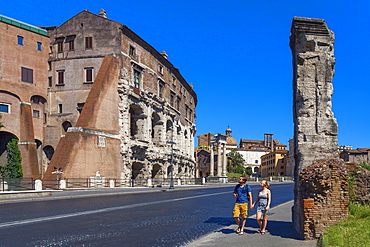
{"left": 232, "top": 176, "right": 252, "bottom": 235}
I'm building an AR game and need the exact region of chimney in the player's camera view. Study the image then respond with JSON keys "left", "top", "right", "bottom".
{"left": 160, "top": 51, "right": 168, "bottom": 59}
{"left": 99, "top": 9, "right": 107, "bottom": 18}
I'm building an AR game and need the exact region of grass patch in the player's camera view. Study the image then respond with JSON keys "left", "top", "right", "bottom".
{"left": 227, "top": 173, "right": 242, "bottom": 178}
{"left": 320, "top": 203, "right": 370, "bottom": 246}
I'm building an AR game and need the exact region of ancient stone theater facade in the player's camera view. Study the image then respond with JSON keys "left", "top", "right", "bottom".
{"left": 42, "top": 10, "right": 197, "bottom": 184}
{"left": 1, "top": 10, "right": 197, "bottom": 185}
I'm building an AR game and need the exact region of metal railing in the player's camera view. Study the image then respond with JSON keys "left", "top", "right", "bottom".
{"left": 0, "top": 177, "right": 34, "bottom": 191}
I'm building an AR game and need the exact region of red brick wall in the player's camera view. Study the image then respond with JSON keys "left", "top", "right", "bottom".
{"left": 300, "top": 158, "right": 349, "bottom": 239}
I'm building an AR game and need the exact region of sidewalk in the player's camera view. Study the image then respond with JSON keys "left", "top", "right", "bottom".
{"left": 187, "top": 200, "right": 317, "bottom": 247}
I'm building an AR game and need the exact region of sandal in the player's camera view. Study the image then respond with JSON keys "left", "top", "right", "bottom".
{"left": 238, "top": 231, "right": 244, "bottom": 235}
{"left": 236, "top": 228, "right": 241, "bottom": 233}
{"left": 257, "top": 229, "right": 261, "bottom": 233}
{"left": 261, "top": 230, "right": 266, "bottom": 235}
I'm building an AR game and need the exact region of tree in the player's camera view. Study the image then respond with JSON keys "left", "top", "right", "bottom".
{"left": 227, "top": 149, "right": 246, "bottom": 173}
{"left": 0, "top": 139, "right": 23, "bottom": 178}
{"left": 245, "top": 166, "right": 253, "bottom": 176}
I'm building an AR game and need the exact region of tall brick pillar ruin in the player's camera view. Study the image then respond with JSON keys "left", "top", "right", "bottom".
{"left": 290, "top": 17, "right": 339, "bottom": 238}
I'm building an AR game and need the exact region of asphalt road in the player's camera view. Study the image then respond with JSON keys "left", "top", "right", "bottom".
{"left": 0, "top": 182, "right": 294, "bottom": 247}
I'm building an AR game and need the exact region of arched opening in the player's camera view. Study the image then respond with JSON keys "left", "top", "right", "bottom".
{"left": 132, "top": 162, "right": 143, "bottom": 180}
{"left": 166, "top": 120, "right": 173, "bottom": 141}
{"left": 129, "top": 105, "right": 144, "bottom": 139}
{"left": 62, "top": 121, "right": 72, "bottom": 135}
{"left": 0, "top": 131, "right": 18, "bottom": 165}
{"left": 151, "top": 112, "right": 162, "bottom": 144}
{"left": 167, "top": 165, "right": 173, "bottom": 177}
{"left": 254, "top": 167, "right": 259, "bottom": 173}
{"left": 152, "top": 164, "right": 161, "bottom": 179}
{"left": 43, "top": 145, "right": 54, "bottom": 161}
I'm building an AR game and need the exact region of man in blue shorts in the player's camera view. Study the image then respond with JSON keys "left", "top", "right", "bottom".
{"left": 232, "top": 176, "right": 252, "bottom": 235}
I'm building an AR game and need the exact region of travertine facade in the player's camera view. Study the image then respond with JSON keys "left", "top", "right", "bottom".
{"left": 290, "top": 17, "right": 339, "bottom": 238}
{"left": 1, "top": 11, "right": 196, "bottom": 185}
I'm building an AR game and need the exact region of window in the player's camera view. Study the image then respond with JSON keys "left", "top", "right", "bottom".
{"left": 48, "top": 77, "right": 52, "bottom": 87}
{"left": 33, "top": 110, "right": 40, "bottom": 118}
{"left": 129, "top": 45, "right": 135, "bottom": 58}
{"left": 176, "top": 96, "right": 180, "bottom": 111}
{"left": 57, "top": 70, "right": 65, "bottom": 85}
{"left": 37, "top": 42, "right": 42, "bottom": 51}
{"left": 66, "top": 36, "right": 75, "bottom": 51}
{"left": 158, "top": 64, "right": 164, "bottom": 75}
{"left": 21, "top": 67, "right": 33, "bottom": 83}
{"left": 170, "top": 92, "right": 175, "bottom": 106}
{"left": 84, "top": 67, "right": 94, "bottom": 83}
{"left": 171, "top": 76, "right": 176, "bottom": 89}
{"left": 158, "top": 80, "right": 165, "bottom": 98}
{"left": 85, "top": 37, "right": 93, "bottom": 49}
{"left": 0, "top": 103, "right": 10, "bottom": 113}
{"left": 48, "top": 61, "right": 52, "bottom": 71}
{"left": 56, "top": 38, "right": 64, "bottom": 52}
{"left": 17, "top": 36, "right": 23, "bottom": 45}
{"left": 133, "top": 70, "right": 140, "bottom": 88}
{"left": 58, "top": 104, "right": 63, "bottom": 114}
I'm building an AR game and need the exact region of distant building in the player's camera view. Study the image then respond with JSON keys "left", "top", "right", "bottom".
{"left": 195, "top": 130, "right": 287, "bottom": 177}
{"left": 286, "top": 138, "right": 295, "bottom": 176}
{"left": 260, "top": 147, "right": 289, "bottom": 177}
{"left": 340, "top": 148, "right": 370, "bottom": 164}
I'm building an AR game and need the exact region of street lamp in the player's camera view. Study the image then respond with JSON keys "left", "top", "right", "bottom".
{"left": 167, "top": 140, "right": 176, "bottom": 189}
{"left": 52, "top": 167, "right": 63, "bottom": 190}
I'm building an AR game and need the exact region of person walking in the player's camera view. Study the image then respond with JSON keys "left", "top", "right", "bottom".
{"left": 252, "top": 180, "right": 271, "bottom": 235}
{"left": 232, "top": 176, "right": 252, "bottom": 235}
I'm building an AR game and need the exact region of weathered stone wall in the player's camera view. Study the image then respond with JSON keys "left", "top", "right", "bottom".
{"left": 300, "top": 158, "right": 348, "bottom": 239}
{"left": 290, "top": 17, "right": 339, "bottom": 238}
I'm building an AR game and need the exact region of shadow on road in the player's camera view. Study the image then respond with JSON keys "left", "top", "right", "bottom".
{"left": 204, "top": 217, "right": 302, "bottom": 240}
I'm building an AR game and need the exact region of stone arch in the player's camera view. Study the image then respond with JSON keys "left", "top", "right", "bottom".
{"left": 62, "top": 121, "right": 72, "bottom": 135}
{"left": 151, "top": 112, "right": 162, "bottom": 144}
{"left": 132, "top": 162, "right": 144, "bottom": 179}
{"left": 43, "top": 145, "right": 54, "bottom": 161}
{"left": 0, "top": 131, "right": 18, "bottom": 165}
{"left": 30, "top": 95, "right": 47, "bottom": 104}
{"left": 167, "top": 165, "right": 173, "bottom": 177}
{"left": 254, "top": 166, "right": 259, "bottom": 173}
{"left": 152, "top": 163, "right": 162, "bottom": 179}
{"left": 129, "top": 104, "right": 145, "bottom": 139}
{"left": 166, "top": 120, "right": 173, "bottom": 141}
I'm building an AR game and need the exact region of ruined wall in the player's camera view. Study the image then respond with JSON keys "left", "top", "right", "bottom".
{"left": 290, "top": 17, "right": 339, "bottom": 238}
{"left": 300, "top": 158, "right": 348, "bottom": 239}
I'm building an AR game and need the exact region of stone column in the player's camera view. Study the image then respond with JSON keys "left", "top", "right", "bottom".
{"left": 210, "top": 143, "right": 214, "bottom": 176}
{"left": 222, "top": 143, "right": 227, "bottom": 176}
{"left": 217, "top": 144, "right": 222, "bottom": 176}
{"left": 290, "top": 17, "right": 338, "bottom": 238}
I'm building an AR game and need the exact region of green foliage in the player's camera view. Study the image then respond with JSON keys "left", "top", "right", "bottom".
{"left": 320, "top": 202, "right": 370, "bottom": 247}
{"left": 0, "top": 139, "right": 23, "bottom": 178}
{"left": 197, "top": 145, "right": 210, "bottom": 150}
{"left": 227, "top": 173, "right": 242, "bottom": 178}
{"left": 227, "top": 149, "right": 246, "bottom": 174}
{"left": 245, "top": 167, "right": 253, "bottom": 176}
{"left": 359, "top": 162, "right": 370, "bottom": 171}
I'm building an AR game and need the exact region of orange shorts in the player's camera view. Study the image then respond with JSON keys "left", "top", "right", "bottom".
{"left": 233, "top": 203, "right": 248, "bottom": 218}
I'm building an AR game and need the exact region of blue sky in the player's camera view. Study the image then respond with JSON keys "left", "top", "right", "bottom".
{"left": 3, "top": 1, "right": 370, "bottom": 148}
